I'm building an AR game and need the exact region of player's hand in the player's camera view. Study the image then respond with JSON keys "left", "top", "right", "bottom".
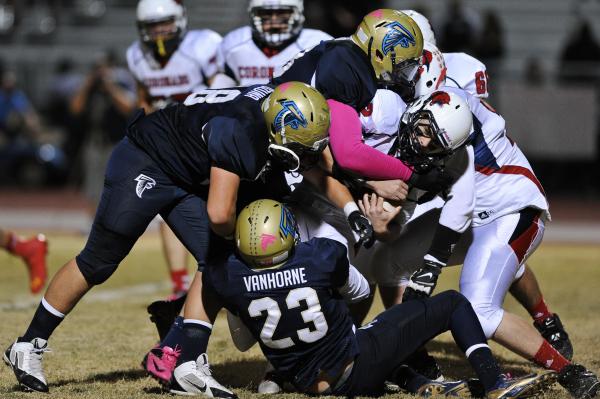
{"left": 347, "top": 210, "right": 374, "bottom": 249}
{"left": 365, "top": 179, "right": 409, "bottom": 201}
{"left": 402, "top": 259, "right": 443, "bottom": 301}
{"left": 358, "top": 193, "right": 401, "bottom": 241}
{"left": 408, "top": 167, "right": 456, "bottom": 193}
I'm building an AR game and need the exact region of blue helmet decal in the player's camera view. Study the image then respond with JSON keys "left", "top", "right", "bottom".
{"left": 381, "top": 21, "right": 416, "bottom": 55}
{"left": 274, "top": 100, "right": 308, "bottom": 132}
{"left": 279, "top": 206, "right": 297, "bottom": 239}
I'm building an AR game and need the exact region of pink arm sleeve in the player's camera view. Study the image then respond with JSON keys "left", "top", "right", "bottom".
{"left": 326, "top": 99, "right": 413, "bottom": 181}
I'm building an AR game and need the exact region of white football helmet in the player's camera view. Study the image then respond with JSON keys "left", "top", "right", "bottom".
{"left": 401, "top": 9, "right": 436, "bottom": 46}
{"left": 414, "top": 42, "right": 447, "bottom": 98}
{"left": 398, "top": 90, "right": 472, "bottom": 170}
{"left": 248, "top": 0, "right": 304, "bottom": 48}
{"left": 136, "top": 0, "right": 187, "bottom": 59}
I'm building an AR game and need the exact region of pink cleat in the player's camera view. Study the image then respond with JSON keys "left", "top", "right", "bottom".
{"left": 142, "top": 345, "right": 181, "bottom": 386}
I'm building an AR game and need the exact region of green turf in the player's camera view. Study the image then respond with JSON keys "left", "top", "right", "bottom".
{"left": 1, "top": 234, "right": 598, "bottom": 398}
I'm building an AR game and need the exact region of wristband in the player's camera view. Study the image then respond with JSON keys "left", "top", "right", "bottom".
{"left": 343, "top": 202, "right": 360, "bottom": 218}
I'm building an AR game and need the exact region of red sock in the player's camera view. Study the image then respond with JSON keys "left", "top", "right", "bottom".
{"left": 533, "top": 340, "right": 570, "bottom": 372}
{"left": 530, "top": 297, "right": 553, "bottom": 323}
{"left": 170, "top": 269, "right": 189, "bottom": 293}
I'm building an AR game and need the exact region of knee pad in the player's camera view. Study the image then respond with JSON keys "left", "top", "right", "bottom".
{"left": 75, "top": 254, "right": 118, "bottom": 285}
{"left": 470, "top": 301, "right": 504, "bottom": 339}
{"left": 76, "top": 222, "right": 135, "bottom": 285}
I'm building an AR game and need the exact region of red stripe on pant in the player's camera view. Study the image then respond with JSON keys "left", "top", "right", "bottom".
{"left": 509, "top": 214, "right": 540, "bottom": 263}
{"left": 475, "top": 165, "right": 546, "bottom": 197}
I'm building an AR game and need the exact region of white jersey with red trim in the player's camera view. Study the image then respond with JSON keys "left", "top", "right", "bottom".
{"left": 359, "top": 89, "right": 406, "bottom": 155}
{"left": 444, "top": 52, "right": 489, "bottom": 98}
{"left": 126, "top": 29, "right": 222, "bottom": 108}
{"left": 445, "top": 86, "right": 549, "bottom": 226}
{"left": 217, "top": 26, "right": 332, "bottom": 85}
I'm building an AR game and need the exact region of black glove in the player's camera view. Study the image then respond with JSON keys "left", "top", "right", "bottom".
{"left": 408, "top": 167, "right": 456, "bottom": 193}
{"left": 347, "top": 210, "right": 374, "bottom": 249}
{"left": 402, "top": 259, "right": 443, "bottom": 301}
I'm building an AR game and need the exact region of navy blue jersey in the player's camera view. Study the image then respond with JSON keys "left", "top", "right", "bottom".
{"left": 127, "top": 85, "right": 274, "bottom": 192}
{"left": 272, "top": 40, "right": 377, "bottom": 112}
{"left": 204, "top": 238, "right": 359, "bottom": 391}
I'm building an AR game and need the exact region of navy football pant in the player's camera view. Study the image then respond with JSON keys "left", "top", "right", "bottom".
{"left": 76, "top": 138, "right": 209, "bottom": 285}
{"left": 335, "top": 290, "right": 488, "bottom": 396}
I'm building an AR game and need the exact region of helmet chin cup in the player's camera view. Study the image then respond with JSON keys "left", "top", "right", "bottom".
{"left": 267, "top": 144, "right": 301, "bottom": 172}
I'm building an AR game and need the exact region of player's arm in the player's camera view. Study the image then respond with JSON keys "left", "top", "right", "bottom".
{"left": 207, "top": 166, "right": 240, "bottom": 238}
{"left": 339, "top": 265, "right": 371, "bottom": 303}
{"left": 325, "top": 240, "right": 370, "bottom": 302}
{"left": 327, "top": 99, "right": 414, "bottom": 181}
{"left": 302, "top": 165, "right": 374, "bottom": 248}
{"left": 404, "top": 147, "right": 476, "bottom": 300}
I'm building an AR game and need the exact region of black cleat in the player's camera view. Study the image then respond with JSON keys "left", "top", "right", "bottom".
{"left": 558, "top": 364, "right": 600, "bottom": 398}
{"left": 3, "top": 338, "right": 50, "bottom": 393}
{"left": 404, "top": 349, "right": 444, "bottom": 382}
{"left": 534, "top": 314, "right": 573, "bottom": 360}
{"left": 147, "top": 294, "right": 186, "bottom": 341}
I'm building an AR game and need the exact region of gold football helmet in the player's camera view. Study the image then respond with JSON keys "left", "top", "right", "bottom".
{"left": 351, "top": 9, "right": 423, "bottom": 86}
{"left": 262, "top": 81, "right": 330, "bottom": 171}
{"left": 236, "top": 199, "right": 299, "bottom": 269}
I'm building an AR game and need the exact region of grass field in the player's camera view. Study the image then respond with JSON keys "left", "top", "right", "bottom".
{"left": 1, "top": 232, "right": 599, "bottom": 398}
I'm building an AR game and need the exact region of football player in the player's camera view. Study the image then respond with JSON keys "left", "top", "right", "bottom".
{"left": 272, "top": 9, "right": 456, "bottom": 195}
{"left": 361, "top": 75, "right": 600, "bottom": 397}
{"left": 401, "top": 8, "right": 573, "bottom": 362}
{"left": 126, "top": 0, "right": 222, "bottom": 299}
{"left": 3, "top": 82, "right": 331, "bottom": 395}
{"left": 213, "top": 0, "right": 332, "bottom": 88}
{"left": 201, "top": 198, "right": 556, "bottom": 398}
{"left": 0, "top": 228, "right": 47, "bottom": 294}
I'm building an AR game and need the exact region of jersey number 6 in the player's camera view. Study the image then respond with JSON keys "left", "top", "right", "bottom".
{"left": 248, "top": 287, "right": 329, "bottom": 349}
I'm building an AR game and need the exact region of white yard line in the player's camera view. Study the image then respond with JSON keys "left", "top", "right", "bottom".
{"left": 0, "top": 282, "right": 169, "bottom": 311}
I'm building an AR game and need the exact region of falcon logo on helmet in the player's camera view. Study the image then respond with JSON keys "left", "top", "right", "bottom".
{"left": 236, "top": 199, "right": 300, "bottom": 270}
{"left": 382, "top": 21, "right": 417, "bottom": 54}
{"left": 350, "top": 9, "right": 423, "bottom": 87}
{"left": 274, "top": 100, "right": 308, "bottom": 135}
{"left": 279, "top": 206, "right": 297, "bottom": 238}
{"left": 263, "top": 82, "right": 330, "bottom": 172}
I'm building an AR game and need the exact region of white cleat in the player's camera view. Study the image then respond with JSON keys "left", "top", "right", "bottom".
{"left": 170, "top": 353, "right": 237, "bottom": 398}
{"left": 3, "top": 338, "right": 50, "bottom": 392}
{"left": 257, "top": 361, "right": 283, "bottom": 394}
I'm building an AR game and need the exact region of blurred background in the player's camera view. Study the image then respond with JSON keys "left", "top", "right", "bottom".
{"left": 0, "top": 0, "right": 599, "bottom": 233}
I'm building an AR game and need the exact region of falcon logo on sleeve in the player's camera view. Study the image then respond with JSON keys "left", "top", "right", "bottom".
{"left": 382, "top": 21, "right": 416, "bottom": 54}
{"left": 134, "top": 174, "right": 157, "bottom": 198}
{"left": 274, "top": 100, "right": 308, "bottom": 133}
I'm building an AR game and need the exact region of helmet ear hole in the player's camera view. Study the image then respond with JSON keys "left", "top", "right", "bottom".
{"left": 375, "top": 49, "right": 384, "bottom": 61}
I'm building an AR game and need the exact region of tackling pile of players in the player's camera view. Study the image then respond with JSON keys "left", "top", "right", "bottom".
{"left": 3, "top": 1, "right": 599, "bottom": 398}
